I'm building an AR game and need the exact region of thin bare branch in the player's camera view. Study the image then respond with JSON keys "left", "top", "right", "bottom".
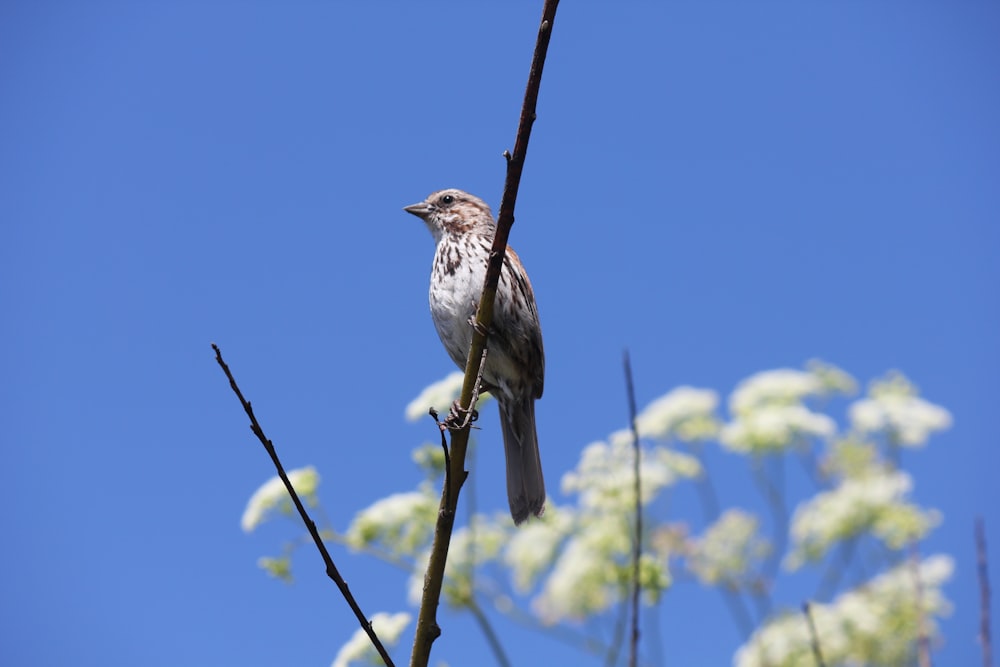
{"left": 976, "top": 518, "right": 993, "bottom": 667}
{"left": 802, "top": 602, "right": 827, "bottom": 667}
{"left": 720, "top": 586, "right": 756, "bottom": 640}
{"left": 492, "top": 590, "right": 612, "bottom": 656}
{"left": 911, "top": 545, "right": 932, "bottom": 667}
{"left": 623, "top": 350, "right": 643, "bottom": 667}
{"left": 604, "top": 592, "right": 629, "bottom": 667}
{"left": 409, "top": 2, "right": 561, "bottom": 665}
{"left": 211, "top": 343, "right": 395, "bottom": 667}
{"left": 752, "top": 456, "right": 788, "bottom": 593}
{"left": 428, "top": 407, "right": 453, "bottom": 509}
{"left": 466, "top": 597, "right": 513, "bottom": 667}
{"left": 815, "top": 537, "right": 858, "bottom": 601}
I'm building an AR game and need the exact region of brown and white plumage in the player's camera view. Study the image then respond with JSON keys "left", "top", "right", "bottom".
{"left": 404, "top": 188, "right": 545, "bottom": 524}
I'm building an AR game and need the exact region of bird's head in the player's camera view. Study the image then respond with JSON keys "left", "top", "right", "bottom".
{"left": 404, "top": 189, "right": 495, "bottom": 242}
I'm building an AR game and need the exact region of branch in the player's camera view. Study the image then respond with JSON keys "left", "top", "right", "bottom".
{"left": 466, "top": 597, "right": 513, "bottom": 667}
{"left": 409, "top": 2, "right": 561, "bottom": 665}
{"left": 802, "top": 602, "right": 827, "bottom": 667}
{"left": 976, "top": 518, "right": 993, "bottom": 667}
{"left": 719, "top": 586, "right": 756, "bottom": 639}
{"left": 211, "top": 343, "right": 395, "bottom": 667}
{"left": 752, "top": 455, "right": 788, "bottom": 598}
{"left": 604, "top": 592, "right": 629, "bottom": 667}
{"left": 815, "top": 536, "right": 859, "bottom": 601}
{"left": 911, "top": 546, "right": 932, "bottom": 667}
{"left": 623, "top": 350, "right": 643, "bottom": 667}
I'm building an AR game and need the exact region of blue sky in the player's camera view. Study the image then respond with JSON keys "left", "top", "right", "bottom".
{"left": 1, "top": 2, "right": 997, "bottom": 665}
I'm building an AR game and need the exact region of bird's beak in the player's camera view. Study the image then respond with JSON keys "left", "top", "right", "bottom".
{"left": 403, "top": 202, "right": 431, "bottom": 219}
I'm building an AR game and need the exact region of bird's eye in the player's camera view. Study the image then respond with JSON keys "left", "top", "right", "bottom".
{"left": 441, "top": 194, "right": 454, "bottom": 205}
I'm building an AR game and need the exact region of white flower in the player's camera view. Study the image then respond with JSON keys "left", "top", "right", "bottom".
{"left": 735, "top": 555, "right": 953, "bottom": 667}
{"left": 720, "top": 405, "right": 836, "bottom": 454}
{"left": 404, "top": 371, "right": 491, "bottom": 422}
{"left": 561, "top": 440, "right": 701, "bottom": 512}
{"left": 241, "top": 466, "right": 319, "bottom": 533}
{"left": 331, "top": 611, "right": 410, "bottom": 667}
{"left": 806, "top": 359, "right": 858, "bottom": 396}
{"left": 688, "top": 509, "right": 770, "bottom": 586}
{"left": 447, "top": 517, "right": 508, "bottom": 574}
{"left": 733, "top": 611, "right": 814, "bottom": 667}
{"left": 411, "top": 442, "right": 446, "bottom": 476}
{"left": 345, "top": 486, "right": 438, "bottom": 556}
{"left": 405, "top": 371, "right": 464, "bottom": 422}
{"left": 533, "top": 514, "right": 628, "bottom": 623}
{"left": 786, "top": 469, "right": 940, "bottom": 568}
{"left": 729, "top": 369, "right": 824, "bottom": 414}
{"left": 438, "top": 516, "right": 512, "bottom": 605}
{"left": 632, "top": 386, "right": 720, "bottom": 441}
{"left": 823, "top": 437, "right": 880, "bottom": 479}
{"left": 848, "top": 372, "right": 951, "bottom": 446}
{"left": 504, "top": 509, "right": 574, "bottom": 592}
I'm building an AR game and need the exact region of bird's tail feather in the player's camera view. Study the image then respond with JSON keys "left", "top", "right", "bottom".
{"left": 499, "top": 398, "right": 545, "bottom": 524}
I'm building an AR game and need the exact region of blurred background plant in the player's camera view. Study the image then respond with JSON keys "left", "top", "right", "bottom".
{"left": 242, "top": 361, "right": 955, "bottom": 666}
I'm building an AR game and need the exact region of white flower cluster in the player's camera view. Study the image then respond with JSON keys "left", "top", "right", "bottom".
{"left": 688, "top": 509, "right": 770, "bottom": 586}
{"left": 240, "top": 466, "right": 320, "bottom": 533}
{"left": 848, "top": 372, "right": 951, "bottom": 447}
{"left": 729, "top": 368, "right": 827, "bottom": 413}
{"left": 345, "top": 485, "right": 438, "bottom": 557}
{"left": 404, "top": 371, "right": 464, "bottom": 422}
{"left": 786, "top": 469, "right": 940, "bottom": 569}
{"left": 504, "top": 509, "right": 575, "bottom": 593}
{"left": 720, "top": 366, "right": 852, "bottom": 454}
{"left": 805, "top": 359, "right": 858, "bottom": 396}
{"left": 443, "top": 518, "right": 510, "bottom": 598}
{"left": 562, "top": 439, "right": 701, "bottom": 512}
{"left": 331, "top": 611, "right": 411, "bottom": 667}
{"left": 720, "top": 405, "right": 836, "bottom": 454}
{"left": 532, "top": 514, "right": 631, "bottom": 623}
{"left": 531, "top": 434, "right": 696, "bottom": 624}
{"left": 241, "top": 363, "right": 954, "bottom": 665}
{"left": 735, "top": 555, "right": 953, "bottom": 667}
{"left": 405, "top": 515, "right": 513, "bottom": 607}
{"left": 629, "top": 386, "right": 721, "bottom": 442}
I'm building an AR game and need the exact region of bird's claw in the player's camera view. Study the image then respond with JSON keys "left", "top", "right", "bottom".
{"left": 445, "top": 399, "right": 479, "bottom": 431}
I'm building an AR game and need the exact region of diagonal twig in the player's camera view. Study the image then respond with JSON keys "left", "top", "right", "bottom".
{"left": 212, "top": 343, "right": 395, "bottom": 667}
{"left": 623, "top": 350, "right": 642, "bottom": 667}
{"left": 466, "top": 597, "right": 513, "bottom": 667}
{"left": 409, "top": 2, "right": 561, "bottom": 666}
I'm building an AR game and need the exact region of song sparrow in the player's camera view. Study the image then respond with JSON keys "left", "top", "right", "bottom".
{"left": 404, "top": 189, "right": 545, "bottom": 524}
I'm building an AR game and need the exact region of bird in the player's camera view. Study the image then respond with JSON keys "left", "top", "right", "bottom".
{"left": 404, "top": 188, "right": 545, "bottom": 524}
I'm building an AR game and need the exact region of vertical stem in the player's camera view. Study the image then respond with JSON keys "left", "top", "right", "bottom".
{"left": 976, "top": 518, "right": 993, "bottom": 667}
{"left": 623, "top": 350, "right": 642, "bottom": 667}
{"left": 911, "top": 546, "right": 932, "bottom": 667}
{"left": 802, "top": 602, "right": 827, "bottom": 667}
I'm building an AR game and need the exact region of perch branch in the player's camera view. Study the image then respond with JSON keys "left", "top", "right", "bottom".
{"left": 409, "top": 2, "right": 561, "bottom": 666}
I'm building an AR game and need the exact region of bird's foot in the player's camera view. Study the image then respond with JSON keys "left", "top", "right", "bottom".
{"left": 445, "top": 399, "right": 479, "bottom": 431}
